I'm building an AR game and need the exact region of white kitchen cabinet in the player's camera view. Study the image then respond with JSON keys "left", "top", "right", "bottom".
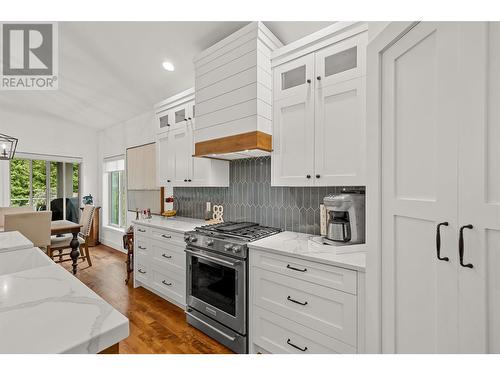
{"left": 271, "top": 24, "right": 368, "bottom": 186}
{"left": 155, "top": 89, "right": 229, "bottom": 187}
{"left": 133, "top": 224, "right": 186, "bottom": 308}
{"left": 369, "top": 21, "right": 500, "bottom": 353}
{"left": 249, "top": 248, "right": 365, "bottom": 354}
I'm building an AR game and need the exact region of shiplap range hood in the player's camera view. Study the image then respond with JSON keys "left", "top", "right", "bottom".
{"left": 193, "top": 22, "right": 283, "bottom": 160}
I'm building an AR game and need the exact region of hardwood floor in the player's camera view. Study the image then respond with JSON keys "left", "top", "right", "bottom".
{"left": 61, "top": 244, "right": 232, "bottom": 354}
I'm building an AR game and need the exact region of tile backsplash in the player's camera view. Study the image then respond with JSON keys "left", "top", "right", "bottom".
{"left": 173, "top": 156, "right": 364, "bottom": 235}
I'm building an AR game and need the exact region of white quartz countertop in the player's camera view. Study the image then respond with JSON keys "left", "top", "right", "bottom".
{"left": 0, "top": 231, "right": 34, "bottom": 253}
{"left": 0, "top": 248, "right": 129, "bottom": 354}
{"left": 132, "top": 215, "right": 205, "bottom": 233}
{"left": 248, "top": 231, "right": 366, "bottom": 272}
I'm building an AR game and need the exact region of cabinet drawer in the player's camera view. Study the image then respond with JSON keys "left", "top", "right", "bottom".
{"left": 253, "top": 267, "right": 357, "bottom": 346}
{"left": 135, "top": 238, "right": 149, "bottom": 253}
{"left": 252, "top": 306, "right": 356, "bottom": 354}
{"left": 151, "top": 227, "right": 185, "bottom": 246}
{"left": 151, "top": 266, "right": 185, "bottom": 306}
{"left": 135, "top": 225, "right": 150, "bottom": 237}
{"left": 251, "top": 250, "right": 357, "bottom": 294}
{"left": 151, "top": 240, "right": 186, "bottom": 273}
{"left": 135, "top": 253, "right": 150, "bottom": 284}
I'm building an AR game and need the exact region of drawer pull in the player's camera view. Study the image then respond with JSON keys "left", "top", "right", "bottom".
{"left": 138, "top": 246, "right": 146, "bottom": 250}
{"left": 286, "top": 339, "right": 307, "bottom": 352}
{"left": 161, "top": 234, "right": 172, "bottom": 239}
{"left": 138, "top": 269, "right": 146, "bottom": 274}
{"left": 162, "top": 280, "right": 172, "bottom": 286}
{"left": 161, "top": 253, "right": 172, "bottom": 259}
{"left": 287, "top": 296, "right": 308, "bottom": 306}
{"left": 138, "top": 229, "right": 146, "bottom": 233}
{"left": 286, "top": 264, "right": 307, "bottom": 272}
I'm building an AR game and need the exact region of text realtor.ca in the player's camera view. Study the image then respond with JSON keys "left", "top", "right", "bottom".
{"left": 1, "top": 22, "right": 59, "bottom": 90}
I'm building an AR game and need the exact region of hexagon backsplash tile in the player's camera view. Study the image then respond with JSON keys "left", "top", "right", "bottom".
{"left": 173, "top": 156, "right": 364, "bottom": 235}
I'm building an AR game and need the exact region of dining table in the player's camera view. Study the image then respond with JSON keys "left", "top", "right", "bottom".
{"left": 51, "top": 220, "right": 83, "bottom": 275}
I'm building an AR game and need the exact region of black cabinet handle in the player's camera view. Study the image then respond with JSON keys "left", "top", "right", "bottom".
{"left": 184, "top": 179, "right": 187, "bottom": 182}
{"left": 161, "top": 234, "right": 171, "bottom": 239}
{"left": 188, "top": 117, "right": 192, "bottom": 120}
{"left": 138, "top": 246, "right": 146, "bottom": 250}
{"left": 161, "top": 253, "right": 172, "bottom": 259}
{"left": 287, "top": 264, "right": 307, "bottom": 272}
{"left": 138, "top": 269, "right": 146, "bottom": 274}
{"left": 138, "top": 229, "right": 146, "bottom": 232}
{"left": 166, "top": 179, "right": 171, "bottom": 183}
{"left": 162, "top": 280, "right": 172, "bottom": 286}
{"left": 316, "top": 174, "right": 320, "bottom": 179}
{"left": 459, "top": 224, "right": 474, "bottom": 268}
{"left": 316, "top": 76, "right": 321, "bottom": 81}
{"left": 184, "top": 118, "right": 188, "bottom": 122}
{"left": 306, "top": 79, "right": 311, "bottom": 84}
{"left": 306, "top": 175, "right": 311, "bottom": 179}
{"left": 167, "top": 124, "right": 170, "bottom": 127}
{"left": 436, "top": 222, "right": 449, "bottom": 261}
{"left": 286, "top": 339, "right": 307, "bottom": 352}
{"left": 188, "top": 179, "right": 192, "bottom": 182}
{"left": 287, "top": 296, "right": 308, "bottom": 306}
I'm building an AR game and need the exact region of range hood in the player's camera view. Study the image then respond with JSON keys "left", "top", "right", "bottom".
{"left": 193, "top": 131, "right": 272, "bottom": 160}
{"left": 192, "top": 22, "right": 282, "bottom": 160}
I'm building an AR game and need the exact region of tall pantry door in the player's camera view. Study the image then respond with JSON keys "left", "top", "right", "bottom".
{"left": 380, "top": 22, "right": 461, "bottom": 353}
{"left": 458, "top": 22, "right": 500, "bottom": 353}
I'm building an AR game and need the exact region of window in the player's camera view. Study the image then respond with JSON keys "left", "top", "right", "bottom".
{"left": 10, "top": 157, "right": 81, "bottom": 223}
{"left": 104, "top": 157, "right": 126, "bottom": 228}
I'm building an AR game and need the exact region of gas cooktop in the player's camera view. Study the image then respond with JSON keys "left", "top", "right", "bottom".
{"left": 194, "top": 221, "right": 281, "bottom": 242}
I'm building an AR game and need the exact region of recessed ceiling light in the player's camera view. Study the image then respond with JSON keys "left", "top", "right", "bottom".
{"left": 162, "top": 61, "right": 175, "bottom": 71}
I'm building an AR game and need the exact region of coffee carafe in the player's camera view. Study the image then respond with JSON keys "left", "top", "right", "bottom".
{"left": 323, "top": 192, "right": 365, "bottom": 245}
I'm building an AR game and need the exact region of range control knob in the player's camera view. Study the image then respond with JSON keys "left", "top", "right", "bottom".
{"left": 184, "top": 234, "right": 190, "bottom": 243}
{"left": 224, "top": 244, "right": 233, "bottom": 251}
{"left": 232, "top": 245, "right": 242, "bottom": 253}
{"left": 206, "top": 239, "right": 215, "bottom": 246}
{"left": 189, "top": 235, "right": 198, "bottom": 243}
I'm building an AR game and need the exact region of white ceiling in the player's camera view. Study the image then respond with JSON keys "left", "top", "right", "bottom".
{"left": 0, "top": 21, "right": 334, "bottom": 130}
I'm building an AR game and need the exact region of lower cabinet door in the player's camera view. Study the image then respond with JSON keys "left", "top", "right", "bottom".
{"left": 252, "top": 306, "right": 356, "bottom": 354}
{"left": 151, "top": 266, "right": 185, "bottom": 306}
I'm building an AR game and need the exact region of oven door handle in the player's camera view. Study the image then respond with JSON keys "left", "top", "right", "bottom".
{"left": 186, "top": 311, "right": 237, "bottom": 342}
{"left": 185, "top": 248, "right": 241, "bottom": 267}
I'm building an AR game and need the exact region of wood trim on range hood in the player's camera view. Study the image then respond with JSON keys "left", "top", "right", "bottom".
{"left": 194, "top": 131, "right": 272, "bottom": 158}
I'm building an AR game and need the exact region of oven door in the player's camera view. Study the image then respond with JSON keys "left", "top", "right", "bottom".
{"left": 186, "top": 245, "right": 246, "bottom": 334}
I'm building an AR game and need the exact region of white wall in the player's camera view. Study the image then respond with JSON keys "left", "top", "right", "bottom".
{"left": 0, "top": 106, "right": 99, "bottom": 207}
{"left": 97, "top": 109, "right": 156, "bottom": 251}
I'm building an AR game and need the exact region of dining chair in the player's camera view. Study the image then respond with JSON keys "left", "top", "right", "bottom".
{"left": 48, "top": 205, "right": 96, "bottom": 267}
{"left": 4, "top": 211, "right": 52, "bottom": 249}
{"left": 0, "top": 206, "right": 34, "bottom": 231}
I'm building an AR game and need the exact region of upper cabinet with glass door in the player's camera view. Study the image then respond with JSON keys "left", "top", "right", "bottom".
{"left": 274, "top": 55, "right": 314, "bottom": 101}
{"left": 314, "top": 32, "right": 367, "bottom": 88}
{"left": 154, "top": 88, "right": 195, "bottom": 134}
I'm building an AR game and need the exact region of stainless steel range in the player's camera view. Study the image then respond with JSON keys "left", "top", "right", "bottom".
{"left": 184, "top": 221, "right": 281, "bottom": 353}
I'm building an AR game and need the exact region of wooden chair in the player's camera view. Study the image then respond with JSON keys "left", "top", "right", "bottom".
{"left": 4, "top": 211, "right": 52, "bottom": 249}
{"left": 48, "top": 205, "right": 96, "bottom": 267}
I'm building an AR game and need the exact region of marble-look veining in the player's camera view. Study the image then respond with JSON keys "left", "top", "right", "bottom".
{"left": 249, "top": 231, "right": 366, "bottom": 271}
{"left": 0, "top": 264, "right": 129, "bottom": 353}
{"left": 0, "top": 231, "right": 34, "bottom": 253}
{"left": 132, "top": 215, "right": 205, "bottom": 233}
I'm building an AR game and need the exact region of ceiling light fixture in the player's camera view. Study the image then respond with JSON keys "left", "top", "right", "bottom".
{"left": 0, "top": 133, "right": 18, "bottom": 160}
{"left": 162, "top": 61, "right": 175, "bottom": 71}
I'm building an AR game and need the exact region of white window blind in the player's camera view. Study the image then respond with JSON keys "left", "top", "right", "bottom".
{"left": 103, "top": 156, "right": 124, "bottom": 173}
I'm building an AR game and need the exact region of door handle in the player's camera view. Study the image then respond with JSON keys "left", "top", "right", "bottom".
{"left": 459, "top": 224, "right": 474, "bottom": 268}
{"left": 436, "top": 222, "right": 449, "bottom": 261}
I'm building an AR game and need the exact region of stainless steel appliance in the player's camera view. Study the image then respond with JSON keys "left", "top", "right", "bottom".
{"left": 323, "top": 193, "right": 365, "bottom": 244}
{"left": 184, "top": 221, "right": 281, "bottom": 353}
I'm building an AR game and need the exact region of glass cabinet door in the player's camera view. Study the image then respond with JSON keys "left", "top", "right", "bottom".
{"left": 315, "top": 33, "right": 367, "bottom": 87}
{"left": 273, "top": 54, "right": 314, "bottom": 101}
